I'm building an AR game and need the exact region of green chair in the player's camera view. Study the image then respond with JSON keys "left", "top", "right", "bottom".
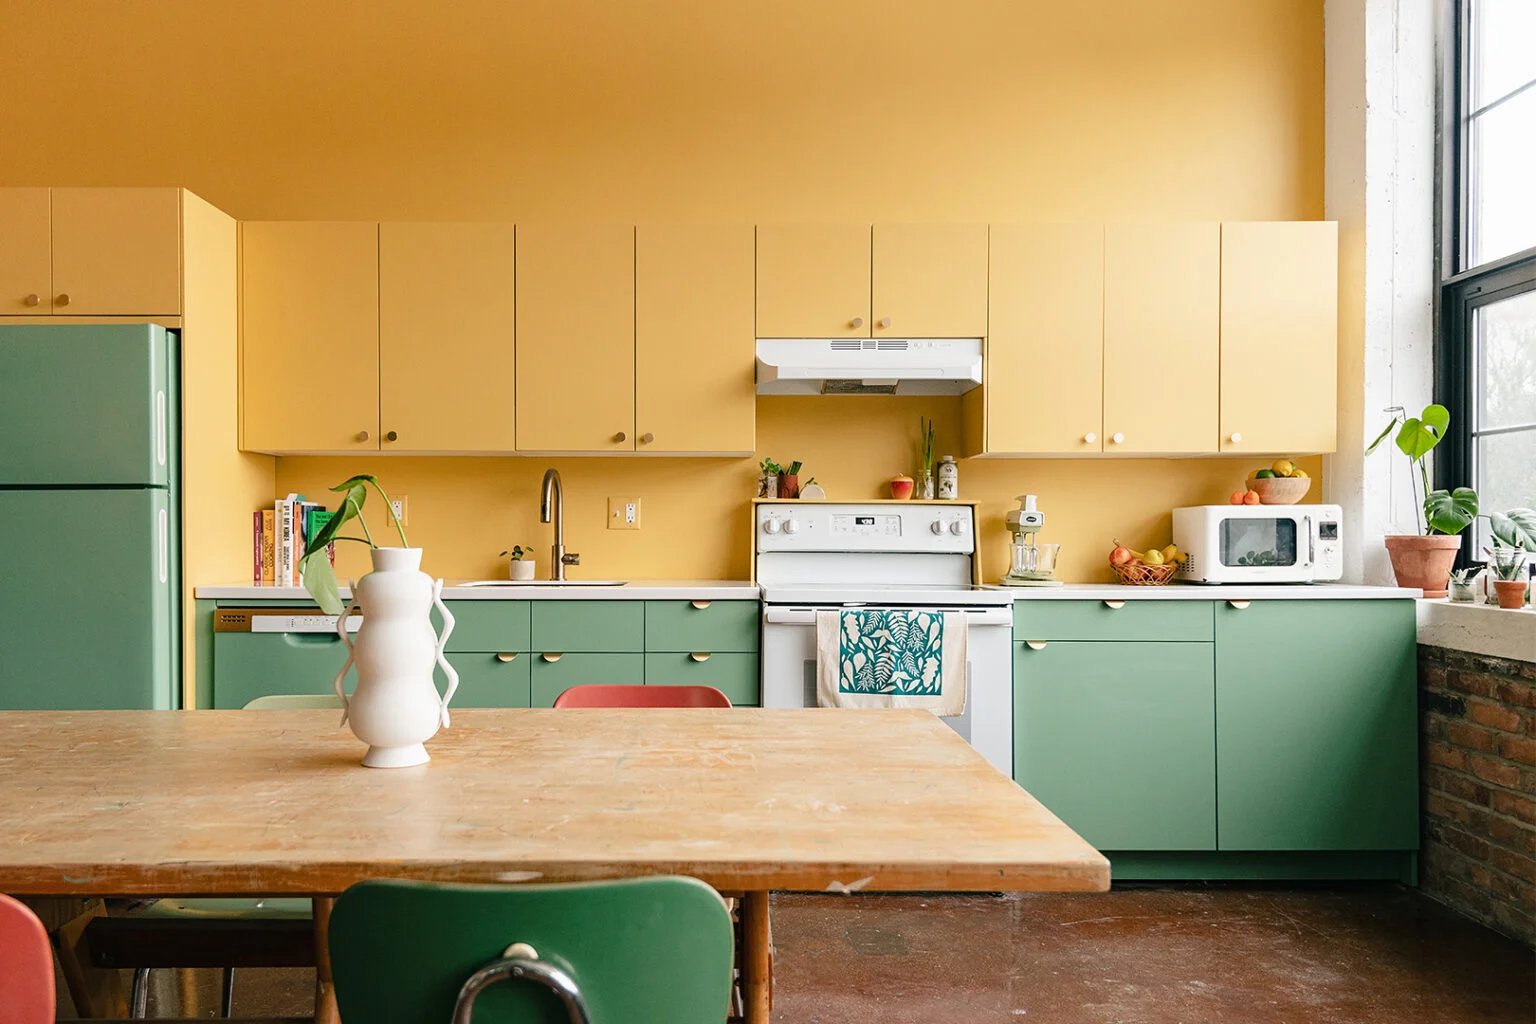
{"left": 329, "top": 876, "right": 735, "bottom": 1023}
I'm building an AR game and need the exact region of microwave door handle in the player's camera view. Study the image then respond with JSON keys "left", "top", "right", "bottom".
{"left": 1305, "top": 514, "right": 1314, "bottom": 566}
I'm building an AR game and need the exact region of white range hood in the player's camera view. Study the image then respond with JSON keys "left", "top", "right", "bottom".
{"left": 755, "top": 338, "right": 983, "bottom": 396}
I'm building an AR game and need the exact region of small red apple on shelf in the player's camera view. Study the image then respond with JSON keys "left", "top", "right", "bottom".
{"left": 1108, "top": 542, "right": 1136, "bottom": 567}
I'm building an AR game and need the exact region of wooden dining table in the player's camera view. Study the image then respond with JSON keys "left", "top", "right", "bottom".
{"left": 0, "top": 708, "right": 1108, "bottom": 1022}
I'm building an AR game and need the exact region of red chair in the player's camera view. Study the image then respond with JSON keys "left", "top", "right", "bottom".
{"left": 553, "top": 684, "right": 733, "bottom": 709}
{"left": 0, "top": 894, "right": 54, "bottom": 1024}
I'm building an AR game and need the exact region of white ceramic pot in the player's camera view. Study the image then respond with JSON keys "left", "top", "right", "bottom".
{"left": 333, "top": 548, "right": 458, "bottom": 768}
{"left": 509, "top": 559, "right": 536, "bottom": 581}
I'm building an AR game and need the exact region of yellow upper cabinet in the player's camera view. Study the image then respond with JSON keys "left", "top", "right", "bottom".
{"left": 756, "top": 225, "right": 872, "bottom": 337}
{"left": 515, "top": 224, "right": 635, "bottom": 453}
{"left": 51, "top": 188, "right": 182, "bottom": 315}
{"left": 379, "top": 222, "right": 517, "bottom": 453}
{"left": 241, "top": 222, "right": 379, "bottom": 453}
{"left": 635, "top": 225, "right": 755, "bottom": 455}
{"left": 1220, "top": 222, "right": 1339, "bottom": 454}
{"left": 1103, "top": 223, "right": 1220, "bottom": 454}
{"left": 0, "top": 189, "right": 51, "bottom": 314}
{"left": 983, "top": 224, "right": 1104, "bottom": 454}
{"left": 872, "top": 224, "right": 988, "bottom": 338}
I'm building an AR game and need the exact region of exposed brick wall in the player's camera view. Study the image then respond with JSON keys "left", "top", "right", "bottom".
{"left": 1419, "top": 645, "right": 1536, "bottom": 946}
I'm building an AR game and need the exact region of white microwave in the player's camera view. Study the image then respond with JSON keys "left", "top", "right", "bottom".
{"left": 1172, "top": 504, "right": 1343, "bottom": 584}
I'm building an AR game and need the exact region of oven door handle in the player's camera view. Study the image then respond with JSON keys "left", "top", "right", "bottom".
{"left": 763, "top": 608, "right": 1013, "bottom": 626}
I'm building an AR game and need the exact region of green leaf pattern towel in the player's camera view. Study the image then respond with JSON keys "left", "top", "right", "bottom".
{"left": 815, "top": 609, "right": 968, "bottom": 716}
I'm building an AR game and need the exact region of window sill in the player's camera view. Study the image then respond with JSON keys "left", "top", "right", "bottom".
{"left": 1416, "top": 599, "right": 1536, "bottom": 663}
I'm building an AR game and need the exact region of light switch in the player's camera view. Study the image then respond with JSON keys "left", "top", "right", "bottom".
{"left": 608, "top": 496, "right": 641, "bottom": 530}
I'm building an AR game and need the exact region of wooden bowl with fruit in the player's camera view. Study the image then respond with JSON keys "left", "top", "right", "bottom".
{"left": 1108, "top": 541, "right": 1184, "bottom": 586}
{"left": 1243, "top": 459, "right": 1311, "bottom": 505}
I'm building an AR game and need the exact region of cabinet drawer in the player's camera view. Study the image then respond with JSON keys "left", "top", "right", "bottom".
{"left": 530, "top": 652, "right": 646, "bottom": 707}
{"left": 447, "top": 652, "right": 532, "bottom": 709}
{"left": 645, "top": 600, "right": 759, "bottom": 652}
{"left": 644, "top": 652, "right": 760, "bottom": 706}
{"left": 531, "top": 601, "right": 645, "bottom": 652}
{"left": 212, "top": 632, "right": 347, "bottom": 709}
{"left": 442, "top": 602, "right": 531, "bottom": 653}
{"left": 1013, "top": 600, "right": 1212, "bottom": 642}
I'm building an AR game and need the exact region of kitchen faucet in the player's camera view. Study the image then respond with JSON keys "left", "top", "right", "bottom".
{"left": 540, "top": 468, "right": 580, "bottom": 581}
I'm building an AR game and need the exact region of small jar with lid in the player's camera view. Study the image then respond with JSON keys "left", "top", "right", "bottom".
{"left": 937, "top": 455, "right": 959, "bottom": 499}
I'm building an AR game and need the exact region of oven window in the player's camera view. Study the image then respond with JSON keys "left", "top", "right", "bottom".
{"left": 1220, "top": 519, "right": 1298, "bottom": 567}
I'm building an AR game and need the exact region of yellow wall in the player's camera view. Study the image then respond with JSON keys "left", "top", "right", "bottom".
{"left": 4, "top": 0, "right": 1326, "bottom": 584}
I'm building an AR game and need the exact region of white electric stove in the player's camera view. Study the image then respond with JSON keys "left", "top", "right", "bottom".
{"left": 756, "top": 501, "right": 1014, "bottom": 774}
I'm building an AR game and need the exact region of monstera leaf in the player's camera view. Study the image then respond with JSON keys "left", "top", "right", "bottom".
{"left": 1488, "top": 507, "right": 1536, "bottom": 549}
{"left": 1424, "top": 487, "right": 1479, "bottom": 535}
{"left": 1395, "top": 405, "right": 1449, "bottom": 461}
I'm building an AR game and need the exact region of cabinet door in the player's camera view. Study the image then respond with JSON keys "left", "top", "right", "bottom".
{"left": 986, "top": 224, "right": 1103, "bottom": 453}
{"left": 531, "top": 601, "right": 646, "bottom": 653}
{"left": 756, "top": 225, "right": 871, "bottom": 337}
{"left": 515, "top": 224, "right": 634, "bottom": 452}
{"left": 51, "top": 188, "right": 181, "bottom": 315}
{"left": 635, "top": 225, "right": 755, "bottom": 454}
{"left": 241, "top": 222, "right": 379, "bottom": 453}
{"left": 872, "top": 224, "right": 988, "bottom": 338}
{"left": 1215, "top": 599, "right": 1418, "bottom": 850}
{"left": 211, "top": 633, "right": 348, "bottom": 710}
{"left": 380, "top": 222, "right": 516, "bottom": 452}
{"left": 448, "top": 652, "right": 532, "bottom": 708}
{"left": 1220, "top": 222, "right": 1338, "bottom": 454}
{"left": 1103, "top": 223, "right": 1219, "bottom": 454}
{"left": 645, "top": 652, "right": 759, "bottom": 706}
{"left": 1014, "top": 640, "right": 1216, "bottom": 850}
{"left": 0, "top": 188, "right": 51, "bottom": 313}
{"left": 531, "top": 653, "right": 647, "bottom": 707}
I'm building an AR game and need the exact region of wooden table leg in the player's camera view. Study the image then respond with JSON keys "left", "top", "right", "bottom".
{"left": 740, "top": 891, "right": 773, "bottom": 1024}
{"left": 313, "top": 896, "right": 340, "bottom": 1024}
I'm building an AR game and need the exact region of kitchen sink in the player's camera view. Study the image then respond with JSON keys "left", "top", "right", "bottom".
{"left": 456, "top": 579, "right": 628, "bottom": 588}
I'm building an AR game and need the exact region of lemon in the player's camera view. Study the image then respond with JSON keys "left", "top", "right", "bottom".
{"left": 1143, "top": 548, "right": 1166, "bottom": 566}
{"left": 1272, "top": 459, "right": 1295, "bottom": 478}
{"left": 1292, "top": 468, "right": 1309, "bottom": 479}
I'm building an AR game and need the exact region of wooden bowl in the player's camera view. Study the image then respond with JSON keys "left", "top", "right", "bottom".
{"left": 1246, "top": 475, "right": 1312, "bottom": 505}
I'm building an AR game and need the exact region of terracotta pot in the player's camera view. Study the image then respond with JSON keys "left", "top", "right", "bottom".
{"left": 1382, "top": 534, "right": 1462, "bottom": 598}
{"left": 777, "top": 474, "right": 799, "bottom": 499}
{"left": 1493, "top": 579, "right": 1528, "bottom": 610}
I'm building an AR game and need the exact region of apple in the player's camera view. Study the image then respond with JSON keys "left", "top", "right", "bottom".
{"left": 1108, "top": 543, "right": 1135, "bottom": 566}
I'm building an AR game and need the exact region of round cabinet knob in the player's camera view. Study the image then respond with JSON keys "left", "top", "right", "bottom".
{"left": 948, "top": 520, "right": 963, "bottom": 535}
{"left": 640, "top": 432, "right": 654, "bottom": 444}
{"left": 763, "top": 519, "right": 781, "bottom": 535}
{"left": 1111, "top": 432, "right": 1126, "bottom": 445}
{"left": 385, "top": 430, "right": 399, "bottom": 442}
{"left": 849, "top": 317, "right": 865, "bottom": 329}
{"left": 55, "top": 293, "right": 70, "bottom": 307}
{"left": 356, "top": 430, "right": 370, "bottom": 442}
{"left": 23, "top": 293, "right": 39, "bottom": 307}
{"left": 877, "top": 317, "right": 892, "bottom": 329}
{"left": 931, "top": 520, "right": 945, "bottom": 535}
{"left": 1083, "top": 432, "right": 1097, "bottom": 444}
{"left": 613, "top": 431, "right": 627, "bottom": 443}
{"left": 1228, "top": 432, "right": 1243, "bottom": 444}
{"left": 783, "top": 519, "right": 800, "bottom": 535}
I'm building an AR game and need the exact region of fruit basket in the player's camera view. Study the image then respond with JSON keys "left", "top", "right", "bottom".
{"left": 1245, "top": 475, "right": 1312, "bottom": 505}
{"left": 1110, "top": 560, "right": 1179, "bottom": 585}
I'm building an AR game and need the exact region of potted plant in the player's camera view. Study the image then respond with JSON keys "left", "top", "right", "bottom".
{"left": 299, "top": 474, "right": 458, "bottom": 769}
{"left": 1366, "top": 405, "right": 1478, "bottom": 597}
{"left": 758, "top": 459, "right": 781, "bottom": 499}
{"left": 778, "top": 460, "right": 803, "bottom": 499}
{"left": 1486, "top": 545, "right": 1529, "bottom": 609}
{"left": 917, "top": 417, "right": 936, "bottom": 499}
{"left": 500, "top": 545, "right": 536, "bottom": 581}
{"left": 1447, "top": 566, "right": 1481, "bottom": 603}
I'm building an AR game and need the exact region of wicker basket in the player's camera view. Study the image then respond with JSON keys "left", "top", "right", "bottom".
{"left": 1111, "top": 560, "right": 1179, "bottom": 586}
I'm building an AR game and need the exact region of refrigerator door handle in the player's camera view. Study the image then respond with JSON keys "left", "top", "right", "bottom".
{"left": 157, "top": 508, "right": 169, "bottom": 584}
{"left": 156, "top": 389, "right": 168, "bottom": 468}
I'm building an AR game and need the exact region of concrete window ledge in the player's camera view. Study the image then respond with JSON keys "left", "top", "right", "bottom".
{"left": 1417, "top": 599, "right": 1536, "bottom": 663}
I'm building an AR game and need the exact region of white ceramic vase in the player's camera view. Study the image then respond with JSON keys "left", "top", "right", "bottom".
{"left": 333, "top": 548, "right": 458, "bottom": 768}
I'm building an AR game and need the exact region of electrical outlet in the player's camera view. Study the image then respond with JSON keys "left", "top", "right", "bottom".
{"left": 607, "top": 496, "right": 641, "bottom": 530}
{"left": 389, "top": 495, "right": 409, "bottom": 527}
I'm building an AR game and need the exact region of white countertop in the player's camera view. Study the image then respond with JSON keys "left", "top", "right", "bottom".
{"left": 993, "top": 582, "right": 1422, "bottom": 601}
{"left": 196, "top": 580, "right": 762, "bottom": 601}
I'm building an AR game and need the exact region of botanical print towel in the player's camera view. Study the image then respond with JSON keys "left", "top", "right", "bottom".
{"left": 815, "top": 609, "right": 967, "bottom": 716}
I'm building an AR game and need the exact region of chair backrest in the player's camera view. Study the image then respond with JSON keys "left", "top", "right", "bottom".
{"left": 329, "top": 876, "right": 733, "bottom": 1024}
{"left": 0, "top": 894, "right": 54, "bottom": 1024}
{"left": 242, "top": 694, "right": 346, "bottom": 710}
{"left": 552, "top": 684, "right": 732, "bottom": 709}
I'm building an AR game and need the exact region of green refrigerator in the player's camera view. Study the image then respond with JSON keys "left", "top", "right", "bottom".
{"left": 0, "top": 324, "right": 179, "bottom": 708}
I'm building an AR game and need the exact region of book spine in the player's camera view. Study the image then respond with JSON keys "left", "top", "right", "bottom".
{"left": 252, "top": 511, "right": 263, "bottom": 583}
{"left": 260, "top": 509, "right": 276, "bottom": 584}
{"left": 278, "top": 499, "right": 295, "bottom": 587}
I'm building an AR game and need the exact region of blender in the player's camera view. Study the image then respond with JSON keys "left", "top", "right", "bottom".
{"left": 1000, "top": 494, "right": 1063, "bottom": 587}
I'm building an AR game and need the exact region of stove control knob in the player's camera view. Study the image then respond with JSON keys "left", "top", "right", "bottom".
{"left": 930, "top": 520, "right": 945, "bottom": 535}
{"left": 783, "top": 518, "right": 800, "bottom": 535}
{"left": 763, "top": 518, "right": 781, "bottom": 535}
{"left": 948, "top": 520, "right": 963, "bottom": 535}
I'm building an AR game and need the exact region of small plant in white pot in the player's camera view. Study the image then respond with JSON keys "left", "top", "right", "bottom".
{"left": 1367, "top": 405, "right": 1478, "bottom": 597}
{"left": 300, "top": 475, "right": 458, "bottom": 769}
{"left": 501, "top": 545, "right": 536, "bottom": 581}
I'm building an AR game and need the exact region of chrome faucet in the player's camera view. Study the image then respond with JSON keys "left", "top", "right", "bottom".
{"left": 540, "top": 468, "right": 580, "bottom": 581}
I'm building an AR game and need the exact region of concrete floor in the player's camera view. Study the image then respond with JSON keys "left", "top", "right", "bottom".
{"left": 144, "top": 886, "right": 1534, "bottom": 1022}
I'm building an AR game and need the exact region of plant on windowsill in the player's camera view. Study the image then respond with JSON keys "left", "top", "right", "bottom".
{"left": 1486, "top": 545, "right": 1530, "bottom": 609}
{"left": 1448, "top": 566, "right": 1481, "bottom": 603}
{"left": 1366, "top": 404, "right": 1478, "bottom": 597}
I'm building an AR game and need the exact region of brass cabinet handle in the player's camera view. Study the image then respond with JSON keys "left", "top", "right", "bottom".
{"left": 1025, "top": 640, "right": 1047, "bottom": 651}
{"left": 613, "top": 431, "right": 627, "bottom": 443}
{"left": 541, "top": 652, "right": 563, "bottom": 663}
{"left": 1228, "top": 600, "right": 1251, "bottom": 610}
{"left": 1104, "top": 600, "right": 1126, "bottom": 610}
{"left": 689, "top": 652, "right": 711, "bottom": 662}
{"left": 356, "top": 430, "right": 370, "bottom": 442}
{"left": 690, "top": 600, "right": 712, "bottom": 610}
{"left": 495, "top": 652, "right": 518, "bottom": 663}
{"left": 849, "top": 317, "right": 865, "bottom": 329}
{"left": 23, "top": 293, "right": 39, "bottom": 307}
{"left": 55, "top": 292, "right": 70, "bottom": 307}
{"left": 640, "top": 432, "right": 654, "bottom": 444}
{"left": 385, "top": 430, "right": 399, "bottom": 442}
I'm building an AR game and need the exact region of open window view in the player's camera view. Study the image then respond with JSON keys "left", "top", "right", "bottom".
{"left": 0, "top": 2, "right": 1531, "bottom": 1023}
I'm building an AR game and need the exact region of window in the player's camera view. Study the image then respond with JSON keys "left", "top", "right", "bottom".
{"left": 1440, "top": 0, "right": 1536, "bottom": 551}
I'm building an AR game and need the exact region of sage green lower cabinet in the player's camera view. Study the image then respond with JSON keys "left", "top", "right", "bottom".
{"left": 444, "top": 602, "right": 531, "bottom": 653}
{"left": 1214, "top": 599, "right": 1418, "bottom": 851}
{"left": 530, "top": 601, "right": 645, "bottom": 652}
{"left": 212, "top": 632, "right": 348, "bottom": 709}
{"left": 531, "top": 653, "right": 646, "bottom": 707}
{"left": 1014, "top": 640, "right": 1216, "bottom": 850}
{"left": 449, "top": 652, "right": 532, "bottom": 708}
{"left": 644, "top": 652, "right": 760, "bottom": 706}
{"left": 644, "top": 600, "right": 759, "bottom": 654}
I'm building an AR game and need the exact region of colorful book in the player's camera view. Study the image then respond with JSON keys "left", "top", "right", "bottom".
{"left": 252, "top": 510, "right": 263, "bottom": 583}
{"left": 305, "top": 507, "right": 337, "bottom": 569}
{"left": 260, "top": 509, "right": 276, "bottom": 584}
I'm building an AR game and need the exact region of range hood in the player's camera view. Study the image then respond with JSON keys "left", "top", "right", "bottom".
{"left": 755, "top": 338, "right": 982, "bottom": 396}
